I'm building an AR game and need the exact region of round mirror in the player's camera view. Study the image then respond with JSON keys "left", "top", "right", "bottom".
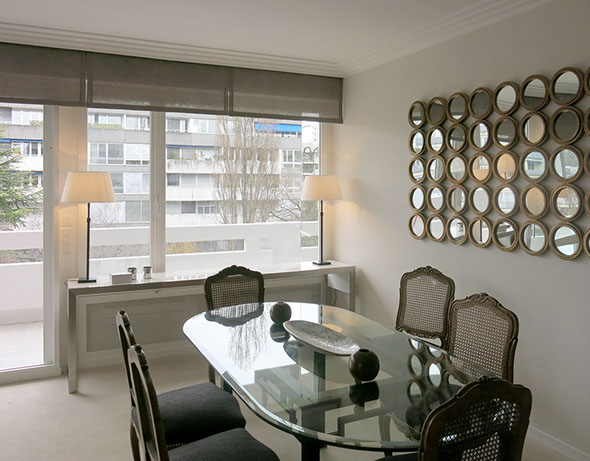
{"left": 492, "top": 116, "right": 518, "bottom": 148}
{"left": 550, "top": 67, "right": 584, "bottom": 105}
{"left": 521, "top": 148, "right": 548, "bottom": 182}
{"left": 447, "top": 155, "right": 467, "bottom": 183}
{"left": 409, "top": 130, "right": 425, "bottom": 155}
{"left": 586, "top": 190, "right": 590, "bottom": 217}
{"left": 550, "top": 224, "right": 582, "bottom": 260}
{"left": 428, "top": 346, "right": 442, "bottom": 358}
{"left": 409, "top": 214, "right": 426, "bottom": 239}
{"left": 426, "top": 215, "right": 446, "bottom": 241}
{"left": 427, "top": 156, "right": 445, "bottom": 183}
{"left": 585, "top": 107, "right": 590, "bottom": 138}
{"left": 468, "top": 121, "right": 491, "bottom": 150}
{"left": 520, "top": 221, "right": 548, "bottom": 256}
{"left": 550, "top": 106, "right": 583, "bottom": 144}
{"left": 427, "top": 127, "right": 445, "bottom": 154}
{"left": 492, "top": 219, "right": 518, "bottom": 252}
{"left": 408, "top": 101, "right": 426, "bottom": 128}
{"left": 520, "top": 75, "right": 550, "bottom": 110}
{"left": 409, "top": 158, "right": 425, "bottom": 184}
{"left": 447, "top": 216, "right": 468, "bottom": 245}
{"left": 469, "top": 217, "right": 492, "bottom": 247}
{"left": 428, "top": 363, "right": 442, "bottom": 386}
{"left": 520, "top": 112, "right": 548, "bottom": 146}
{"left": 494, "top": 185, "right": 518, "bottom": 217}
{"left": 494, "top": 151, "right": 518, "bottom": 182}
{"left": 521, "top": 185, "right": 548, "bottom": 219}
{"left": 427, "top": 97, "right": 447, "bottom": 126}
{"left": 469, "top": 153, "right": 492, "bottom": 183}
{"left": 447, "top": 92, "right": 469, "bottom": 122}
{"left": 493, "top": 81, "right": 519, "bottom": 115}
{"left": 551, "top": 185, "right": 582, "bottom": 221}
{"left": 469, "top": 185, "right": 491, "bottom": 215}
{"left": 446, "top": 124, "right": 467, "bottom": 153}
{"left": 410, "top": 339, "right": 422, "bottom": 350}
{"left": 408, "top": 381, "right": 423, "bottom": 402}
{"left": 584, "top": 229, "right": 590, "bottom": 258}
{"left": 447, "top": 185, "right": 467, "bottom": 213}
{"left": 427, "top": 185, "right": 445, "bottom": 212}
{"left": 469, "top": 87, "right": 493, "bottom": 119}
{"left": 550, "top": 146, "right": 582, "bottom": 182}
{"left": 409, "top": 186, "right": 425, "bottom": 211}
{"left": 410, "top": 354, "right": 423, "bottom": 376}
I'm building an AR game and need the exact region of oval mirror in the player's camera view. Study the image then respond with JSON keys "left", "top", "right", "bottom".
{"left": 427, "top": 97, "right": 447, "bottom": 126}
{"left": 520, "top": 221, "right": 548, "bottom": 256}
{"left": 520, "top": 112, "right": 547, "bottom": 146}
{"left": 585, "top": 107, "right": 590, "bottom": 138}
{"left": 494, "top": 185, "right": 518, "bottom": 217}
{"left": 409, "top": 186, "right": 425, "bottom": 211}
{"left": 447, "top": 185, "right": 467, "bottom": 213}
{"left": 408, "top": 381, "right": 423, "bottom": 401}
{"left": 447, "top": 92, "right": 469, "bottom": 122}
{"left": 410, "top": 354, "right": 423, "bottom": 376}
{"left": 447, "top": 216, "right": 468, "bottom": 245}
{"left": 493, "top": 116, "right": 518, "bottom": 148}
{"left": 428, "top": 363, "right": 442, "bottom": 386}
{"left": 447, "top": 155, "right": 467, "bottom": 183}
{"left": 469, "top": 217, "right": 492, "bottom": 247}
{"left": 468, "top": 121, "right": 491, "bottom": 150}
{"left": 521, "top": 185, "right": 548, "bottom": 219}
{"left": 409, "top": 158, "right": 425, "bottom": 183}
{"left": 586, "top": 190, "right": 590, "bottom": 217}
{"left": 409, "top": 214, "right": 426, "bottom": 239}
{"left": 521, "top": 148, "right": 548, "bottom": 182}
{"left": 427, "top": 156, "right": 445, "bottom": 182}
{"left": 550, "top": 106, "right": 582, "bottom": 144}
{"left": 550, "top": 224, "right": 582, "bottom": 259}
{"left": 409, "top": 130, "right": 425, "bottom": 155}
{"left": 409, "top": 101, "right": 426, "bottom": 128}
{"left": 427, "top": 215, "right": 445, "bottom": 241}
{"left": 584, "top": 229, "right": 590, "bottom": 258}
{"left": 469, "top": 87, "right": 493, "bottom": 119}
{"left": 446, "top": 124, "right": 467, "bottom": 153}
{"left": 469, "top": 153, "right": 491, "bottom": 183}
{"left": 493, "top": 219, "right": 518, "bottom": 252}
{"left": 494, "top": 151, "right": 518, "bottom": 182}
{"left": 427, "top": 127, "right": 445, "bottom": 154}
{"left": 493, "top": 82, "right": 519, "bottom": 115}
{"left": 551, "top": 146, "right": 582, "bottom": 182}
{"left": 469, "top": 186, "right": 491, "bottom": 215}
{"left": 550, "top": 67, "right": 584, "bottom": 105}
{"left": 521, "top": 75, "right": 549, "bottom": 110}
{"left": 410, "top": 339, "right": 422, "bottom": 350}
{"left": 551, "top": 185, "right": 582, "bottom": 221}
{"left": 427, "top": 185, "right": 445, "bottom": 212}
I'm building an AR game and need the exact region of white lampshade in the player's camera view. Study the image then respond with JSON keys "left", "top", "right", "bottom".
{"left": 301, "top": 175, "right": 342, "bottom": 201}
{"left": 61, "top": 172, "right": 116, "bottom": 204}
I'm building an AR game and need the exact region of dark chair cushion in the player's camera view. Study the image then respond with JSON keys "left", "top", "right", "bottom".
{"left": 375, "top": 454, "right": 417, "bottom": 461}
{"left": 132, "top": 382, "right": 246, "bottom": 447}
{"left": 169, "top": 428, "right": 279, "bottom": 461}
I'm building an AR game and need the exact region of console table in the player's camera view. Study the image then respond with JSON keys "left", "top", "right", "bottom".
{"left": 67, "top": 260, "right": 355, "bottom": 393}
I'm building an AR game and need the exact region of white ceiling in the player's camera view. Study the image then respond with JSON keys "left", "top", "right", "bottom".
{"left": 0, "top": 0, "right": 552, "bottom": 76}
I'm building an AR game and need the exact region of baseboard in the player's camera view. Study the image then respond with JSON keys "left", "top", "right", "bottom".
{"left": 529, "top": 426, "right": 590, "bottom": 461}
{"left": 0, "top": 364, "right": 61, "bottom": 386}
{"left": 0, "top": 308, "right": 43, "bottom": 325}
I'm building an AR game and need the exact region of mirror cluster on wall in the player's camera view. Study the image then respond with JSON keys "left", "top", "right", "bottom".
{"left": 407, "top": 66, "right": 590, "bottom": 260}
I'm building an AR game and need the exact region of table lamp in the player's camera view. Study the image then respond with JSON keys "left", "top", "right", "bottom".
{"left": 301, "top": 174, "right": 342, "bottom": 266}
{"left": 61, "top": 172, "right": 116, "bottom": 283}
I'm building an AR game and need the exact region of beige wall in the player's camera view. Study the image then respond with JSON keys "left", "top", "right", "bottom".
{"left": 329, "top": 1, "right": 590, "bottom": 458}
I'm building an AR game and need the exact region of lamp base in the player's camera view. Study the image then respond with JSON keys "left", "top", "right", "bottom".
{"left": 77, "top": 278, "right": 97, "bottom": 283}
{"left": 312, "top": 261, "right": 332, "bottom": 266}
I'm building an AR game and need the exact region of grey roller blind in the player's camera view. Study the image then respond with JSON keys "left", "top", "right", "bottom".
{"left": 0, "top": 43, "right": 85, "bottom": 106}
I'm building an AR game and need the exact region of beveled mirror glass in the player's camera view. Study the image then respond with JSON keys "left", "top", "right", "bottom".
{"left": 409, "top": 101, "right": 426, "bottom": 128}
{"left": 469, "top": 87, "right": 493, "bottom": 119}
{"left": 409, "top": 214, "right": 426, "bottom": 239}
{"left": 427, "top": 97, "right": 447, "bottom": 125}
{"left": 520, "top": 221, "right": 548, "bottom": 255}
{"left": 409, "top": 186, "right": 425, "bottom": 211}
{"left": 550, "top": 107, "right": 582, "bottom": 144}
{"left": 469, "top": 153, "right": 491, "bottom": 183}
{"left": 469, "top": 121, "right": 490, "bottom": 150}
{"left": 470, "top": 186, "right": 491, "bottom": 215}
{"left": 493, "top": 117, "right": 518, "bottom": 148}
{"left": 550, "top": 224, "right": 581, "bottom": 259}
{"left": 522, "top": 148, "right": 547, "bottom": 181}
{"left": 469, "top": 218, "right": 491, "bottom": 247}
{"left": 551, "top": 146, "right": 582, "bottom": 182}
{"left": 448, "top": 216, "right": 467, "bottom": 245}
{"left": 427, "top": 185, "right": 445, "bottom": 212}
{"left": 494, "top": 186, "right": 517, "bottom": 217}
{"left": 521, "top": 75, "right": 549, "bottom": 110}
{"left": 493, "top": 219, "right": 518, "bottom": 251}
{"left": 551, "top": 185, "right": 582, "bottom": 221}
{"left": 409, "top": 130, "right": 425, "bottom": 155}
{"left": 550, "top": 67, "right": 583, "bottom": 105}
{"left": 448, "top": 155, "right": 467, "bottom": 183}
{"left": 447, "top": 92, "right": 468, "bottom": 122}
{"left": 521, "top": 185, "right": 547, "bottom": 219}
{"left": 584, "top": 229, "right": 590, "bottom": 258}
{"left": 521, "top": 112, "right": 547, "bottom": 146}
{"left": 494, "top": 151, "right": 518, "bottom": 182}
{"left": 410, "top": 354, "right": 423, "bottom": 375}
{"left": 494, "top": 82, "right": 519, "bottom": 115}
{"left": 427, "top": 215, "right": 445, "bottom": 241}
{"left": 447, "top": 185, "right": 467, "bottom": 213}
{"left": 409, "top": 158, "right": 425, "bottom": 183}
{"left": 446, "top": 124, "right": 467, "bottom": 153}
{"left": 427, "top": 127, "right": 445, "bottom": 154}
{"left": 427, "top": 156, "right": 445, "bottom": 182}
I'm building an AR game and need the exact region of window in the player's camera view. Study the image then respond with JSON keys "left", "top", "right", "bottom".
{"left": 12, "top": 141, "right": 43, "bottom": 157}
{"left": 180, "top": 174, "right": 196, "bottom": 187}
{"left": 197, "top": 201, "right": 215, "bottom": 214}
{"left": 124, "top": 144, "right": 150, "bottom": 165}
{"left": 166, "top": 118, "right": 188, "bottom": 133}
{"left": 198, "top": 174, "right": 213, "bottom": 188}
{"left": 125, "top": 201, "right": 150, "bottom": 222}
{"left": 110, "top": 173, "right": 124, "bottom": 193}
{"left": 124, "top": 173, "right": 150, "bottom": 194}
{"left": 167, "top": 174, "right": 180, "bottom": 187}
{"left": 181, "top": 201, "right": 196, "bottom": 214}
{"left": 11, "top": 109, "right": 43, "bottom": 126}
{"left": 89, "top": 142, "right": 124, "bottom": 165}
{"left": 87, "top": 113, "right": 123, "bottom": 128}
{"left": 124, "top": 114, "right": 150, "bottom": 131}
{"left": 166, "top": 201, "right": 181, "bottom": 215}
{"left": 281, "top": 149, "right": 302, "bottom": 168}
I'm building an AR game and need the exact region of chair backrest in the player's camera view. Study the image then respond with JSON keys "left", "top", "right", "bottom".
{"left": 128, "top": 344, "right": 170, "bottom": 461}
{"left": 396, "top": 266, "right": 455, "bottom": 344}
{"left": 446, "top": 293, "right": 518, "bottom": 382}
{"left": 116, "top": 310, "right": 137, "bottom": 405}
{"left": 204, "top": 265, "right": 265, "bottom": 310}
{"left": 418, "top": 377, "right": 532, "bottom": 461}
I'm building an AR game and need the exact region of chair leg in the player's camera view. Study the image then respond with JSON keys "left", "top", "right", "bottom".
{"left": 208, "top": 363, "right": 216, "bottom": 384}
{"left": 130, "top": 421, "right": 141, "bottom": 461}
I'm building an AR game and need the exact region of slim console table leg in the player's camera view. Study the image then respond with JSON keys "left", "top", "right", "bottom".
{"left": 68, "top": 290, "right": 78, "bottom": 394}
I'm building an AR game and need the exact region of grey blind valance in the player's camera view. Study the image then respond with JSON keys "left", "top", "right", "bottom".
{"left": 0, "top": 42, "right": 343, "bottom": 123}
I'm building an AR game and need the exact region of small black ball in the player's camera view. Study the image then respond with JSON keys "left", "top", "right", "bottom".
{"left": 270, "top": 302, "right": 292, "bottom": 324}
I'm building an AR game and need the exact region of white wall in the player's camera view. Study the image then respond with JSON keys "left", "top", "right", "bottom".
{"left": 329, "top": 1, "right": 590, "bottom": 458}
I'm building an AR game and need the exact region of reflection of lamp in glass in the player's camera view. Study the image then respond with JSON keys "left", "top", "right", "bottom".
{"left": 61, "top": 172, "right": 115, "bottom": 283}
{"left": 301, "top": 175, "right": 342, "bottom": 266}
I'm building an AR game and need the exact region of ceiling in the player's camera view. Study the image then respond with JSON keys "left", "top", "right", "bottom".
{"left": 0, "top": 0, "right": 552, "bottom": 77}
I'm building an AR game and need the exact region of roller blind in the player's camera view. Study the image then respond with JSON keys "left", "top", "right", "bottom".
{"left": 0, "top": 42, "right": 343, "bottom": 123}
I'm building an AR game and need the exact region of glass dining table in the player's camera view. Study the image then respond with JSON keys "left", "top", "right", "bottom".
{"left": 183, "top": 302, "right": 491, "bottom": 461}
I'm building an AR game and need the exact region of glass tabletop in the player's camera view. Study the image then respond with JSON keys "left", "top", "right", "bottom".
{"left": 183, "top": 302, "right": 492, "bottom": 452}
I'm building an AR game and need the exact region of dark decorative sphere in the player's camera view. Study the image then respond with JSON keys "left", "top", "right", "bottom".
{"left": 348, "top": 349, "right": 380, "bottom": 383}
{"left": 269, "top": 323, "right": 290, "bottom": 343}
{"left": 270, "top": 302, "right": 292, "bottom": 324}
{"left": 348, "top": 381, "right": 380, "bottom": 406}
